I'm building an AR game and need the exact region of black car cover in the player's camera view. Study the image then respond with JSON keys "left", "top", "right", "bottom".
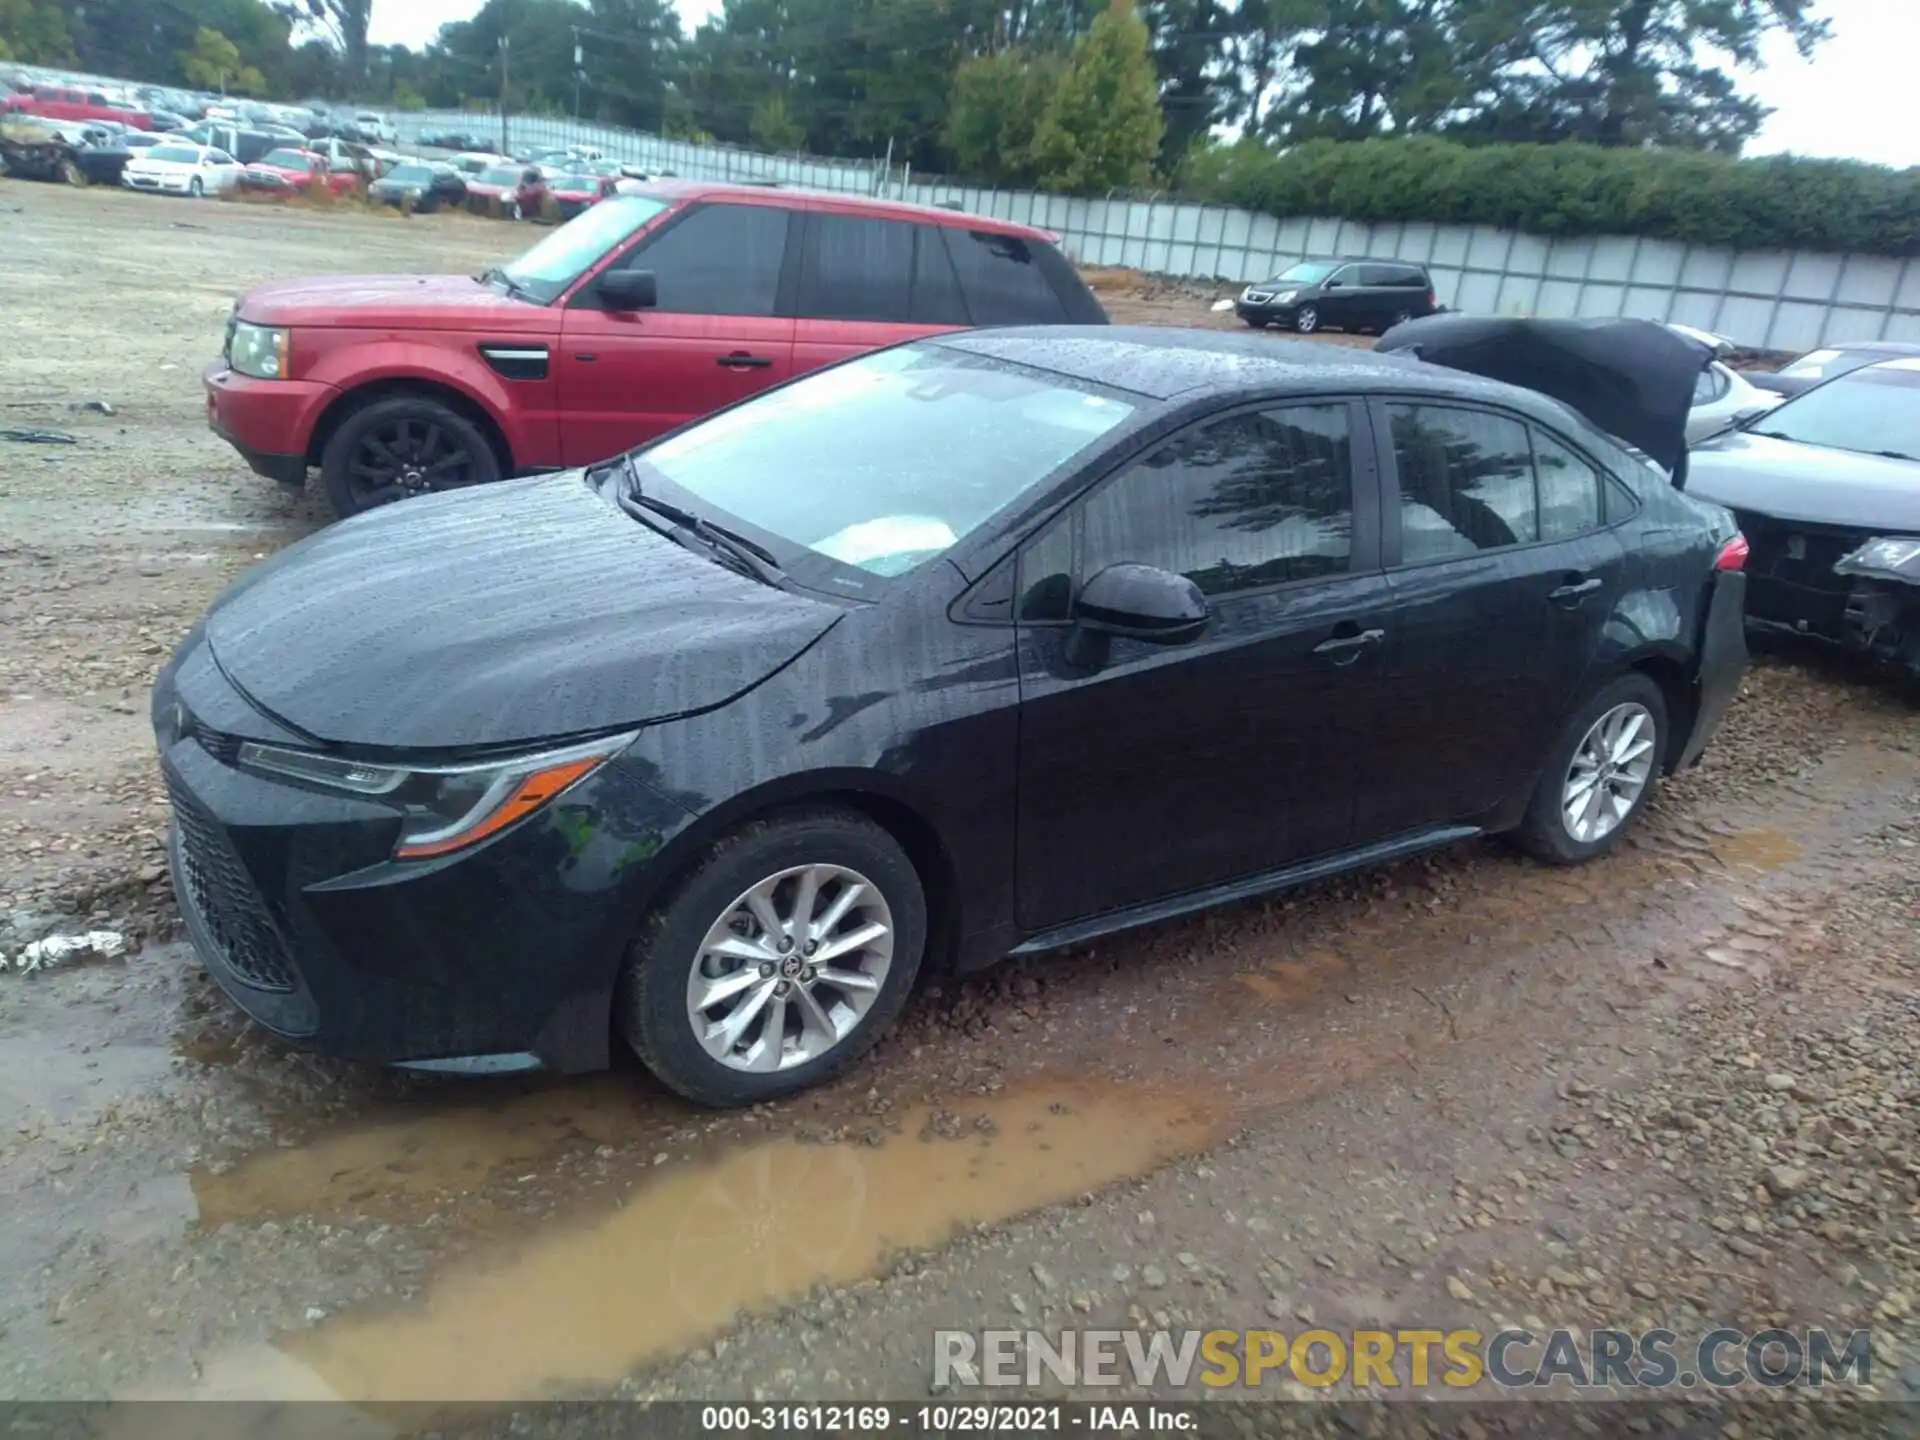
{"left": 1375, "top": 315, "right": 1712, "bottom": 474}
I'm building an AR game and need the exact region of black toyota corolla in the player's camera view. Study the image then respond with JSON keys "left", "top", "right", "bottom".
{"left": 155, "top": 323, "right": 1749, "bottom": 1108}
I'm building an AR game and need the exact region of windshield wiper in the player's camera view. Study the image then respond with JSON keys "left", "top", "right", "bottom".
{"left": 610, "top": 455, "right": 784, "bottom": 587}
{"left": 1872, "top": 450, "right": 1920, "bottom": 462}
{"left": 477, "top": 265, "right": 528, "bottom": 302}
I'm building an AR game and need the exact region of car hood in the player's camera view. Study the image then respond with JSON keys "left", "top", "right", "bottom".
{"left": 1687, "top": 431, "right": 1920, "bottom": 531}
{"left": 203, "top": 474, "right": 845, "bottom": 751}
{"left": 237, "top": 272, "right": 536, "bottom": 327}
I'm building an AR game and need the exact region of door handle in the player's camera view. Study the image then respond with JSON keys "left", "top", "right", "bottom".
{"left": 1549, "top": 576, "right": 1604, "bottom": 605}
{"left": 1312, "top": 627, "right": 1385, "bottom": 662}
{"left": 573, "top": 353, "right": 598, "bottom": 363}
{"left": 717, "top": 351, "right": 773, "bottom": 370}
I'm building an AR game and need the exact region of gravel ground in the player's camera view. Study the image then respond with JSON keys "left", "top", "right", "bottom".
{"left": 0, "top": 180, "right": 1915, "bottom": 1425}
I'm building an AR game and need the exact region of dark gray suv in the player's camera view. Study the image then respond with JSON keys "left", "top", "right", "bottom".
{"left": 1235, "top": 258, "right": 1440, "bottom": 335}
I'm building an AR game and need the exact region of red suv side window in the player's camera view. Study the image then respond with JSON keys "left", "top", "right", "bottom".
{"left": 616, "top": 203, "right": 790, "bottom": 317}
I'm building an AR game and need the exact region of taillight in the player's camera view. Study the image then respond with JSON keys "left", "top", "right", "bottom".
{"left": 1714, "top": 534, "right": 1749, "bottom": 571}
{"left": 1426, "top": 289, "right": 1437, "bottom": 308}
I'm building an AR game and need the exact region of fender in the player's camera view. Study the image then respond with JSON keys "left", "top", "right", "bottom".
{"left": 301, "top": 336, "right": 560, "bottom": 468}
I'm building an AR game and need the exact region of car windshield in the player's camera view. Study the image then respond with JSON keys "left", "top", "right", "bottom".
{"left": 479, "top": 166, "right": 522, "bottom": 186}
{"left": 148, "top": 145, "right": 201, "bottom": 163}
{"left": 1780, "top": 348, "right": 1885, "bottom": 381}
{"left": 1751, "top": 362, "right": 1920, "bottom": 461}
{"left": 259, "top": 148, "right": 311, "bottom": 168}
{"left": 630, "top": 344, "right": 1137, "bottom": 584}
{"left": 1272, "top": 262, "right": 1339, "bottom": 284}
{"left": 385, "top": 163, "right": 435, "bottom": 184}
{"left": 498, "top": 194, "right": 670, "bottom": 302}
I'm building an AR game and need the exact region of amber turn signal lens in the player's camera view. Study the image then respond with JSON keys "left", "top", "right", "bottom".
{"left": 394, "top": 756, "right": 602, "bottom": 860}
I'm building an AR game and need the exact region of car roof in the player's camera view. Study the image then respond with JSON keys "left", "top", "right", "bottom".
{"left": 935, "top": 326, "right": 1538, "bottom": 407}
{"left": 1287, "top": 256, "right": 1429, "bottom": 267}
{"left": 625, "top": 178, "right": 1051, "bottom": 239}
{"left": 1825, "top": 341, "right": 1920, "bottom": 356}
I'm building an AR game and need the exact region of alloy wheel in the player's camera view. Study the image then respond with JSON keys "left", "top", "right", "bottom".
{"left": 685, "top": 863, "right": 895, "bottom": 1074}
{"left": 344, "top": 416, "right": 482, "bottom": 508}
{"left": 1295, "top": 305, "right": 1319, "bottom": 334}
{"left": 189, "top": 176, "right": 203, "bottom": 198}
{"left": 1561, "top": 701, "right": 1656, "bottom": 844}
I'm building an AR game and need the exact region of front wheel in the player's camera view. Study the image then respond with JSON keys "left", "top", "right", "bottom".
{"left": 505, "top": 198, "right": 522, "bottom": 221}
{"left": 618, "top": 810, "right": 927, "bottom": 1108}
{"left": 319, "top": 394, "right": 501, "bottom": 518}
{"left": 1511, "top": 674, "right": 1668, "bottom": 865}
{"left": 188, "top": 176, "right": 203, "bottom": 198}
{"left": 1292, "top": 304, "right": 1320, "bottom": 334}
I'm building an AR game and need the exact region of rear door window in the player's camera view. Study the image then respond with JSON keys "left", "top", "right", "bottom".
{"left": 799, "top": 213, "right": 914, "bottom": 323}
{"left": 1386, "top": 404, "right": 1537, "bottom": 562}
{"left": 627, "top": 202, "right": 792, "bottom": 317}
{"left": 1359, "top": 265, "right": 1398, "bottom": 287}
{"left": 942, "top": 229, "right": 1069, "bottom": 326}
{"left": 910, "top": 226, "right": 970, "bottom": 326}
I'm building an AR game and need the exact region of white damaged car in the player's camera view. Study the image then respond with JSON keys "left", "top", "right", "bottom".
{"left": 121, "top": 141, "right": 242, "bottom": 198}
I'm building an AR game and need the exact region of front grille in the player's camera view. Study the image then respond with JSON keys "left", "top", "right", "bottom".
{"left": 166, "top": 772, "right": 299, "bottom": 993}
{"left": 1729, "top": 509, "right": 1864, "bottom": 627}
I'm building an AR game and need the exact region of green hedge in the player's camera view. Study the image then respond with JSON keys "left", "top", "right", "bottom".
{"left": 1178, "top": 137, "right": 1920, "bottom": 258}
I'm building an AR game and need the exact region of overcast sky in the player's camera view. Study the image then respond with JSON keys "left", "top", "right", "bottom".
{"left": 366, "top": 0, "right": 1917, "bottom": 170}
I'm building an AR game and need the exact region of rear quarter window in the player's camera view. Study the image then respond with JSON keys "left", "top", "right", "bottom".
{"left": 942, "top": 229, "right": 1070, "bottom": 326}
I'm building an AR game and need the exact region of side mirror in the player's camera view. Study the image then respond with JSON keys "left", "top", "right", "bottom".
{"left": 1323, "top": 277, "right": 1343, "bottom": 288}
{"left": 1071, "top": 563, "right": 1209, "bottom": 645}
{"left": 598, "top": 269, "right": 658, "bottom": 312}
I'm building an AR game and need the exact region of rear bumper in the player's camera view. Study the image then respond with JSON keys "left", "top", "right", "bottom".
{"left": 1676, "top": 571, "right": 1749, "bottom": 771}
{"left": 203, "top": 362, "right": 335, "bottom": 485}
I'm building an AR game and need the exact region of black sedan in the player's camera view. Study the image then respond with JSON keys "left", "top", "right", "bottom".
{"left": 366, "top": 161, "right": 467, "bottom": 212}
{"left": 1684, "top": 356, "right": 1920, "bottom": 667}
{"left": 154, "top": 326, "right": 1748, "bottom": 1107}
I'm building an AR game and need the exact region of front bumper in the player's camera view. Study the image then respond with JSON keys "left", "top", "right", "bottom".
{"left": 1674, "top": 570, "right": 1749, "bottom": 771}
{"left": 1234, "top": 297, "right": 1298, "bottom": 325}
{"left": 154, "top": 642, "right": 697, "bottom": 1073}
{"left": 203, "top": 362, "right": 334, "bottom": 485}
{"left": 123, "top": 174, "right": 192, "bottom": 194}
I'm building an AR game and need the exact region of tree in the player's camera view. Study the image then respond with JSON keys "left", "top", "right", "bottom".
{"left": 1444, "top": 0, "right": 1830, "bottom": 153}
{"left": 180, "top": 26, "right": 267, "bottom": 94}
{"left": 0, "top": 0, "right": 75, "bottom": 65}
{"left": 1141, "top": 0, "right": 1233, "bottom": 170}
{"left": 1028, "top": 0, "right": 1164, "bottom": 191}
{"left": 943, "top": 47, "right": 1062, "bottom": 184}
{"left": 749, "top": 92, "right": 805, "bottom": 150}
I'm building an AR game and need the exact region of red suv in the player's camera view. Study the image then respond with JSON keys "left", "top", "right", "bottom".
{"left": 205, "top": 182, "right": 1107, "bottom": 516}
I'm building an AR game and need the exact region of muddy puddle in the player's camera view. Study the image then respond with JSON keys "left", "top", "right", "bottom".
{"left": 169, "top": 1080, "right": 1219, "bottom": 1403}
{"left": 191, "top": 1077, "right": 690, "bottom": 1227}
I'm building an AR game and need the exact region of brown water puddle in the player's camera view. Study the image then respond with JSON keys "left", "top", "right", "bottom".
{"left": 179, "top": 1079, "right": 1218, "bottom": 1403}
{"left": 1711, "top": 828, "right": 1804, "bottom": 875}
{"left": 192, "top": 1077, "right": 685, "bottom": 1227}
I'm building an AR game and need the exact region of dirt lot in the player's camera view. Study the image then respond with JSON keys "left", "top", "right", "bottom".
{"left": 0, "top": 182, "right": 1916, "bottom": 1422}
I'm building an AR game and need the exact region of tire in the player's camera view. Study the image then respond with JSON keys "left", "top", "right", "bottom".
{"left": 319, "top": 394, "right": 502, "bottom": 518}
{"left": 1389, "top": 309, "right": 1413, "bottom": 328}
{"left": 618, "top": 809, "right": 928, "bottom": 1108}
{"left": 188, "top": 176, "right": 203, "bottom": 198}
{"left": 1511, "top": 673, "right": 1669, "bottom": 865}
{"left": 1292, "top": 305, "right": 1320, "bottom": 334}
{"left": 506, "top": 198, "right": 522, "bottom": 221}
{"left": 61, "top": 158, "right": 87, "bottom": 188}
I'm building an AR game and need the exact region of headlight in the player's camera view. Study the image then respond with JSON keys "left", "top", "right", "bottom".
{"left": 1845, "top": 537, "right": 1920, "bottom": 570}
{"left": 1274, "top": 290, "right": 1299, "bottom": 303}
{"left": 235, "top": 731, "right": 636, "bottom": 860}
{"left": 229, "top": 320, "right": 290, "bottom": 380}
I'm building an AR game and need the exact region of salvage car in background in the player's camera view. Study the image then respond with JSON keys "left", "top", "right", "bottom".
{"left": 462, "top": 162, "right": 534, "bottom": 217}
{"left": 158, "top": 324, "right": 1746, "bottom": 1106}
{"left": 204, "top": 182, "right": 1107, "bottom": 516}
{"left": 1684, "top": 356, "right": 1920, "bottom": 680}
{"left": 1688, "top": 359, "right": 1780, "bottom": 443}
{"left": 121, "top": 141, "right": 242, "bottom": 198}
{"left": 237, "top": 147, "right": 363, "bottom": 199}
{"left": 367, "top": 160, "right": 467, "bottom": 212}
{"left": 1745, "top": 341, "right": 1920, "bottom": 399}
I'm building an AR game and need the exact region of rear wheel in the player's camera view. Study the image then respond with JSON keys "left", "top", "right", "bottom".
{"left": 319, "top": 394, "right": 501, "bottom": 518}
{"left": 618, "top": 810, "right": 927, "bottom": 1108}
{"left": 1292, "top": 305, "right": 1320, "bottom": 334}
{"left": 1512, "top": 674, "right": 1668, "bottom": 865}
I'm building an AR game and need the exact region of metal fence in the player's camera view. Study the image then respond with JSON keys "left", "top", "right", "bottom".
{"left": 402, "top": 108, "right": 1920, "bottom": 354}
